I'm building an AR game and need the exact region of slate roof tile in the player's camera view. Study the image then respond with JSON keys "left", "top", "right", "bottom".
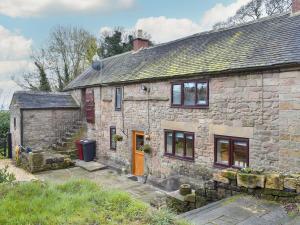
{"left": 10, "top": 91, "right": 79, "bottom": 109}
{"left": 65, "top": 13, "right": 300, "bottom": 90}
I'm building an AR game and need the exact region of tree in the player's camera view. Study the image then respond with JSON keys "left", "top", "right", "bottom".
{"left": 0, "top": 111, "right": 9, "bottom": 136}
{"left": 18, "top": 26, "right": 97, "bottom": 91}
{"left": 36, "top": 62, "right": 51, "bottom": 92}
{"left": 213, "top": 0, "right": 292, "bottom": 29}
{"left": 98, "top": 28, "right": 152, "bottom": 58}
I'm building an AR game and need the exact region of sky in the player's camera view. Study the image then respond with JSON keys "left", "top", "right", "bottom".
{"left": 0, "top": 0, "right": 251, "bottom": 109}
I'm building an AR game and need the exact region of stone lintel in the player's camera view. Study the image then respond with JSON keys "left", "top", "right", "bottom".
{"left": 209, "top": 124, "right": 254, "bottom": 139}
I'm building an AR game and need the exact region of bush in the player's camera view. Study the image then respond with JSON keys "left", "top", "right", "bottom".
{"left": 0, "top": 111, "right": 9, "bottom": 136}
{"left": 0, "top": 166, "right": 16, "bottom": 183}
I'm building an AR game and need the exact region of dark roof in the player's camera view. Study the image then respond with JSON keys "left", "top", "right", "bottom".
{"left": 10, "top": 91, "right": 80, "bottom": 109}
{"left": 65, "top": 13, "right": 300, "bottom": 90}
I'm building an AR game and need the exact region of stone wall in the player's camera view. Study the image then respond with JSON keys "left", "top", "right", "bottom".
{"left": 10, "top": 104, "right": 21, "bottom": 158}
{"left": 22, "top": 109, "right": 81, "bottom": 152}
{"left": 18, "top": 151, "right": 73, "bottom": 173}
{"left": 70, "top": 69, "right": 300, "bottom": 179}
{"left": 208, "top": 169, "right": 300, "bottom": 203}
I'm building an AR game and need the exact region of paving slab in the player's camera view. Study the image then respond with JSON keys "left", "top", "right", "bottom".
{"left": 74, "top": 160, "right": 107, "bottom": 171}
{"left": 179, "top": 195, "right": 299, "bottom": 225}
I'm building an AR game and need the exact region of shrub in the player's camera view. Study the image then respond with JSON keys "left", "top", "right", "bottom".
{"left": 139, "top": 144, "right": 152, "bottom": 154}
{"left": 0, "top": 111, "right": 9, "bottom": 136}
{"left": 112, "top": 134, "right": 123, "bottom": 142}
{"left": 0, "top": 166, "right": 16, "bottom": 183}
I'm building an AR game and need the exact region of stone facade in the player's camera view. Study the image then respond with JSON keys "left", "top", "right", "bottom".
{"left": 10, "top": 108, "right": 81, "bottom": 153}
{"left": 70, "top": 68, "right": 300, "bottom": 179}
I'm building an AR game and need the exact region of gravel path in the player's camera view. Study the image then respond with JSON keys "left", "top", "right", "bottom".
{"left": 0, "top": 159, "right": 36, "bottom": 181}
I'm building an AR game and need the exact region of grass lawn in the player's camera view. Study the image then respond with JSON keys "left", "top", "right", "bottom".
{"left": 0, "top": 179, "right": 189, "bottom": 225}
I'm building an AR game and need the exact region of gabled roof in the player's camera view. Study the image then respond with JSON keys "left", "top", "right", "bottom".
{"left": 65, "top": 13, "right": 300, "bottom": 90}
{"left": 10, "top": 91, "right": 79, "bottom": 109}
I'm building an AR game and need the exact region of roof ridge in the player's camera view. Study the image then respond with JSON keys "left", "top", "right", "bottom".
{"left": 14, "top": 91, "right": 71, "bottom": 96}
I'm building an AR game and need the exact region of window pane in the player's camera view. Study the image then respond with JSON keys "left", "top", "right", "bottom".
{"left": 233, "top": 141, "right": 248, "bottom": 168}
{"left": 216, "top": 139, "right": 229, "bottom": 165}
{"left": 110, "top": 128, "right": 116, "bottom": 149}
{"left": 186, "top": 134, "right": 194, "bottom": 158}
{"left": 172, "top": 85, "right": 181, "bottom": 105}
{"left": 136, "top": 135, "right": 144, "bottom": 150}
{"left": 184, "top": 83, "right": 196, "bottom": 106}
{"left": 197, "top": 82, "right": 208, "bottom": 105}
{"left": 116, "top": 88, "right": 122, "bottom": 109}
{"left": 175, "top": 132, "right": 184, "bottom": 157}
{"left": 166, "top": 132, "right": 173, "bottom": 154}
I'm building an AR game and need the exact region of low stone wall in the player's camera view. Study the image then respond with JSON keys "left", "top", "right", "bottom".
{"left": 166, "top": 169, "right": 300, "bottom": 214}
{"left": 18, "top": 151, "right": 73, "bottom": 173}
{"left": 207, "top": 169, "right": 300, "bottom": 203}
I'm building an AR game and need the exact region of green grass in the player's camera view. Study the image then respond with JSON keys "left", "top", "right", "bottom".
{"left": 0, "top": 179, "right": 189, "bottom": 225}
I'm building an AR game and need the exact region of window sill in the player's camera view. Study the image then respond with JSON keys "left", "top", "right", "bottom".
{"left": 213, "top": 163, "right": 245, "bottom": 170}
{"left": 171, "top": 105, "right": 209, "bottom": 109}
{"left": 164, "top": 154, "right": 194, "bottom": 162}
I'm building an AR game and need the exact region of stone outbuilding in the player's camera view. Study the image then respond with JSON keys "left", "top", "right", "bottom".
{"left": 9, "top": 91, "right": 81, "bottom": 155}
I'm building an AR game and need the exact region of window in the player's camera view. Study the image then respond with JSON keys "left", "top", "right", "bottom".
{"left": 85, "top": 89, "right": 95, "bottom": 124}
{"left": 14, "top": 118, "right": 16, "bottom": 130}
{"left": 214, "top": 135, "right": 249, "bottom": 168}
{"left": 110, "top": 126, "right": 116, "bottom": 150}
{"left": 164, "top": 130, "right": 194, "bottom": 160}
{"left": 171, "top": 80, "right": 209, "bottom": 108}
{"left": 115, "top": 87, "right": 122, "bottom": 111}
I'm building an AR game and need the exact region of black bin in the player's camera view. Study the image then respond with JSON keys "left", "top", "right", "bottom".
{"left": 81, "top": 140, "right": 96, "bottom": 162}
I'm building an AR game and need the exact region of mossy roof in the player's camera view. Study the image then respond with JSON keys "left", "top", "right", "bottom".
{"left": 10, "top": 91, "right": 79, "bottom": 109}
{"left": 65, "top": 13, "right": 300, "bottom": 90}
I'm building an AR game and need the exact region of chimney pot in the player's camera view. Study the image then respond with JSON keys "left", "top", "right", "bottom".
{"left": 292, "top": 0, "right": 300, "bottom": 14}
{"left": 133, "top": 29, "right": 149, "bottom": 51}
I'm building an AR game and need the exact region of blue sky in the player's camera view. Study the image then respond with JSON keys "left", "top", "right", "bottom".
{"left": 0, "top": 0, "right": 251, "bottom": 109}
{"left": 0, "top": 0, "right": 234, "bottom": 46}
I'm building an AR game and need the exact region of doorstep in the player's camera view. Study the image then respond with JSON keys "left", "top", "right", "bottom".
{"left": 74, "top": 160, "right": 108, "bottom": 172}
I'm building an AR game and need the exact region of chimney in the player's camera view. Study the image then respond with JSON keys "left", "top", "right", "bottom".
{"left": 292, "top": 0, "right": 300, "bottom": 14}
{"left": 133, "top": 29, "right": 149, "bottom": 51}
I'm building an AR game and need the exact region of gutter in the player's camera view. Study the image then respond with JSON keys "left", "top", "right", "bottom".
{"left": 63, "top": 62, "right": 300, "bottom": 91}
{"left": 20, "top": 109, "right": 23, "bottom": 146}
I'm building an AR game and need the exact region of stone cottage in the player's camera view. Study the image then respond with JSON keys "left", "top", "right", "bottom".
{"left": 65, "top": 5, "right": 300, "bottom": 180}
{"left": 10, "top": 91, "right": 81, "bottom": 156}
{"left": 11, "top": 1, "right": 300, "bottom": 181}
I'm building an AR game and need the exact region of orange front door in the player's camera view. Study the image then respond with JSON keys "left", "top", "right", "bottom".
{"left": 132, "top": 131, "right": 144, "bottom": 176}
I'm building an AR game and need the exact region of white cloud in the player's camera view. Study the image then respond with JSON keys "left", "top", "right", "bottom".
{"left": 0, "top": 25, "right": 32, "bottom": 60}
{"left": 200, "top": 0, "right": 252, "bottom": 30}
{"left": 0, "top": 0, "right": 136, "bottom": 17}
{"left": 0, "top": 25, "right": 32, "bottom": 108}
{"left": 130, "top": 0, "right": 252, "bottom": 43}
{"left": 0, "top": 80, "right": 21, "bottom": 110}
{"left": 135, "top": 17, "right": 202, "bottom": 43}
{"left": 0, "top": 25, "right": 32, "bottom": 79}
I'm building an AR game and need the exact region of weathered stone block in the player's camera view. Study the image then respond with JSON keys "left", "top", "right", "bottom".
{"left": 284, "top": 177, "right": 299, "bottom": 190}
{"left": 195, "top": 196, "right": 207, "bottom": 208}
{"left": 265, "top": 173, "right": 284, "bottom": 190}
{"left": 220, "top": 169, "right": 238, "bottom": 180}
{"left": 237, "top": 173, "right": 265, "bottom": 188}
{"left": 195, "top": 188, "right": 206, "bottom": 197}
{"left": 213, "top": 173, "right": 229, "bottom": 184}
{"left": 184, "top": 193, "right": 196, "bottom": 203}
{"left": 217, "top": 188, "right": 226, "bottom": 199}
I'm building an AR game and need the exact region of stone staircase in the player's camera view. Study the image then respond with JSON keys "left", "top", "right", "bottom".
{"left": 51, "top": 121, "right": 86, "bottom": 159}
